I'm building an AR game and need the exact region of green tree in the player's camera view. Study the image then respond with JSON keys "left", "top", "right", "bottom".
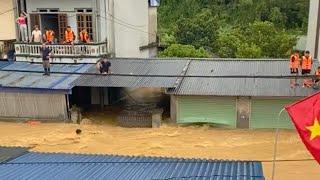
{"left": 176, "top": 9, "right": 218, "bottom": 51}
{"left": 158, "top": 44, "right": 210, "bottom": 58}
{"left": 236, "top": 43, "right": 262, "bottom": 58}
{"left": 216, "top": 28, "right": 242, "bottom": 58}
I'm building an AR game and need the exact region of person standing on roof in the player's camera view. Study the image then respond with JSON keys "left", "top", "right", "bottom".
{"left": 43, "top": 28, "right": 55, "bottom": 44}
{"left": 16, "top": 12, "right": 28, "bottom": 42}
{"left": 301, "top": 51, "right": 313, "bottom": 88}
{"left": 314, "top": 66, "right": 320, "bottom": 86}
{"left": 41, "top": 43, "right": 52, "bottom": 76}
{"left": 289, "top": 50, "right": 300, "bottom": 88}
{"left": 64, "top": 26, "right": 76, "bottom": 44}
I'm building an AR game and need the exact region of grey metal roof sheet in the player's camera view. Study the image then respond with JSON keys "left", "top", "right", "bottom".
{"left": 1, "top": 152, "right": 264, "bottom": 180}
{"left": 0, "top": 146, "right": 29, "bottom": 163}
{"left": 73, "top": 59, "right": 189, "bottom": 88}
{"left": 171, "top": 59, "right": 320, "bottom": 96}
{"left": 0, "top": 62, "right": 92, "bottom": 93}
{"left": 0, "top": 61, "right": 12, "bottom": 70}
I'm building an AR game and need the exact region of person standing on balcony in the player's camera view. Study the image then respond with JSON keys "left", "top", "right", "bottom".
{"left": 43, "top": 28, "right": 55, "bottom": 44}
{"left": 31, "top": 25, "right": 42, "bottom": 43}
{"left": 79, "top": 28, "right": 90, "bottom": 43}
{"left": 289, "top": 50, "right": 300, "bottom": 88}
{"left": 16, "top": 12, "right": 28, "bottom": 42}
{"left": 301, "top": 51, "right": 313, "bottom": 88}
{"left": 64, "top": 26, "right": 76, "bottom": 44}
{"left": 41, "top": 43, "right": 52, "bottom": 76}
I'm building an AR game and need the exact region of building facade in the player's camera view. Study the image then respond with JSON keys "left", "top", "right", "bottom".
{"left": 12, "top": 0, "right": 158, "bottom": 62}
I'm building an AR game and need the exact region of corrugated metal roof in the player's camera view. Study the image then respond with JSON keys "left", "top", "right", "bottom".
{"left": 1, "top": 152, "right": 264, "bottom": 180}
{"left": 0, "top": 146, "right": 29, "bottom": 163}
{"left": 0, "top": 61, "right": 12, "bottom": 70}
{"left": 73, "top": 59, "right": 188, "bottom": 88}
{"left": 0, "top": 62, "right": 92, "bottom": 93}
{"left": 171, "top": 59, "right": 319, "bottom": 96}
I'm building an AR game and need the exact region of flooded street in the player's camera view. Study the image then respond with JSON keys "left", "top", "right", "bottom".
{"left": 0, "top": 115, "right": 319, "bottom": 179}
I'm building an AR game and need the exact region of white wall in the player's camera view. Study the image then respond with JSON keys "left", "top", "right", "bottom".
{"left": 0, "top": 0, "right": 15, "bottom": 40}
{"left": 113, "top": 0, "right": 150, "bottom": 58}
{"left": 26, "top": 0, "right": 94, "bottom": 12}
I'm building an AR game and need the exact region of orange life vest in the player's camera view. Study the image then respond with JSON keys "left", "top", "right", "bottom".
{"left": 65, "top": 30, "right": 75, "bottom": 42}
{"left": 45, "top": 31, "right": 54, "bottom": 42}
{"left": 80, "top": 31, "right": 89, "bottom": 43}
{"left": 289, "top": 54, "right": 300, "bottom": 69}
{"left": 302, "top": 56, "right": 313, "bottom": 70}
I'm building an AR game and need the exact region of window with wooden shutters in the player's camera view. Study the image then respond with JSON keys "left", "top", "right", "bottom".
{"left": 58, "top": 14, "right": 67, "bottom": 43}
{"left": 76, "top": 14, "right": 93, "bottom": 41}
{"left": 29, "top": 14, "right": 40, "bottom": 30}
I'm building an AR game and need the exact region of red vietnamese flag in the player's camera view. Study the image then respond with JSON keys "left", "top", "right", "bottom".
{"left": 285, "top": 91, "right": 320, "bottom": 164}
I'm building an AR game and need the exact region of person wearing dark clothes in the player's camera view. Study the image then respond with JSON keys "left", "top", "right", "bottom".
{"left": 100, "top": 59, "right": 111, "bottom": 74}
{"left": 41, "top": 43, "right": 52, "bottom": 76}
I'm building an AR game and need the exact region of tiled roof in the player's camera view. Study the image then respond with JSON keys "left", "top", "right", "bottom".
{"left": 72, "top": 59, "right": 189, "bottom": 88}
{"left": 1, "top": 152, "right": 264, "bottom": 180}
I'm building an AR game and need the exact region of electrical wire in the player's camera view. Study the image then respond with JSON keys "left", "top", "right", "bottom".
{"left": 0, "top": 68, "right": 319, "bottom": 79}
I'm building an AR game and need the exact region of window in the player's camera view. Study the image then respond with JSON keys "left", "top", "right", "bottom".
{"left": 75, "top": 9, "right": 92, "bottom": 13}
{"left": 37, "top": 8, "right": 59, "bottom": 12}
{"left": 76, "top": 14, "right": 93, "bottom": 41}
{"left": 58, "top": 14, "right": 68, "bottom": 43}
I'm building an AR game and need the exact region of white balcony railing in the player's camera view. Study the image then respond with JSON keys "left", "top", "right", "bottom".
{"left": 15, "top": 42, "right": 108, "bottom": 58}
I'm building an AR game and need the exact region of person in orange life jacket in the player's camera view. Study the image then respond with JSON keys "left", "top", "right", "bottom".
{"left": 64, "top": 26, "right": 75, "bottom": 44}
{"left": 301, "top": 51, "right": 313, "bottom": 88}
{"left": 79, "top": 28, "right": 90, "bottom": 43}
{"left": 43, "top": 28, "right": 55, "bottom": 44}
{"left": 289, "top": 50, "right": 300, "bottom": 88}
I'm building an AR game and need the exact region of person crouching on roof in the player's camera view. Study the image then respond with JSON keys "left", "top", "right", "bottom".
{"left": 289, "top": 50, "right": 300, "bottom": 88}
{"left": 96, "top": 56, "right": 111, "bottom": 75}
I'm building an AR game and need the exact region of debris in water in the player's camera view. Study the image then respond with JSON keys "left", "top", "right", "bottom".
{"left": 76, "top": 129, "right": 82, "bottom": 135}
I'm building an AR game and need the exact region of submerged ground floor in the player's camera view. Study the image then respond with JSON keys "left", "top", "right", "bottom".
{"left": 0, "top": 114, "right": 318, "bottom": 180}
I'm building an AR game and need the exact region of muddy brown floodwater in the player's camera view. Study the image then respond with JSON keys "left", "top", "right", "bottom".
{"left": 0, "top": 113, "right": 319, "bottom": 180}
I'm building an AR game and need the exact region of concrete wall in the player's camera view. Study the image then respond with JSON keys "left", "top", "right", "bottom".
{"left": 307, "top": 0, "right": 320, "bottom": 59}
{"left": 25, "top": 0, "right": 94, "bottom": 12}
{"left": 113, "top": 0, "right": 150, "bottom": 58}
{"left": 0, "top": 0, "right": 16, "bottom": 40}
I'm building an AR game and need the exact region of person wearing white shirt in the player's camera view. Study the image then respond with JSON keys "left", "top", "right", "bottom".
{"left": 31, "top": 25, "right": 42, "bottom": 43}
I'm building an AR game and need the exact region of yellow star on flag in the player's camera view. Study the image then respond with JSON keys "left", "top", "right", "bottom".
{"left": 306, "top": 118, "right": 320, "bottom": 141}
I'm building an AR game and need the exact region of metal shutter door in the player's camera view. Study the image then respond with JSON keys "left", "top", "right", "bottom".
{"left": 250, "top": 98, "right": 296, "bottom": 129}
{"left": 177, "top": 96, "right": 236, "bottom": 127}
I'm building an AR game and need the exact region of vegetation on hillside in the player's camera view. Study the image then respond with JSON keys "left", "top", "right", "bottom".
{"left": 158, "top": 0, "right": 309, "bottom": 58}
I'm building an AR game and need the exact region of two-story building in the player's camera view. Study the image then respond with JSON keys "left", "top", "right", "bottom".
{"left": 13, "top": 0, "right": 159, "bottom": 63}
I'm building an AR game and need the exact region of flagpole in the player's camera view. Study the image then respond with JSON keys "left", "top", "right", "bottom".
{"left": 271, "top": 108, "right": 286, "bottom": 180}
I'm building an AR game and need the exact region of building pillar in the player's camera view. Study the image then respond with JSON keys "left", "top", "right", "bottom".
{"left": 307, "top": 0, "right": 320, "bottom": 60}
{"left": 148, "top": 7, "right": 158, "bottom": 57}
{"left": 170, "top": 95, "right": 177, "bottom": 123}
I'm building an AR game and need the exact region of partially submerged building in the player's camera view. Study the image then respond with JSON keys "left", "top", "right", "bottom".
{"left": 0, "top": 59, "right": 318, "bottom": 129}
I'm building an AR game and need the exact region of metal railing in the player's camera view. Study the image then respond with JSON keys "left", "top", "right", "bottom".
{"left": 14, "top": 42, "right": 108, "bottom": 58}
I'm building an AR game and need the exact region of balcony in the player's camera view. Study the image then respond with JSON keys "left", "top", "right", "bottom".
{"left": 14, "top": 42, "right": 109, "bottom": 63}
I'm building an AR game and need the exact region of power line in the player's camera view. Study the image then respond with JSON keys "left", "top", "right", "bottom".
{"left": 0, "top": 68, "right": 319, "bottom": 79}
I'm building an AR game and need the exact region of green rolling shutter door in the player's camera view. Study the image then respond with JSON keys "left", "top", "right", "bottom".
{"left": 251, "top": 99, "right": 297, "bottom": 129}
{"left": 177, "top": 96, "right": 236, "bottom": 127}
